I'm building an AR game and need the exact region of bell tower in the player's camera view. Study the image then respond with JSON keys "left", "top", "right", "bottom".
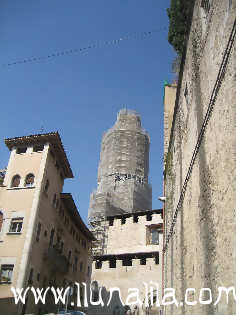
{"left": 88, "top": 109, "right": 152, "bottom": 220}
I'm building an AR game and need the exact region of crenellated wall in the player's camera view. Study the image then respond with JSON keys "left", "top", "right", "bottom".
{"left": 90, "top": 210, "right": 163, "bottom": 315}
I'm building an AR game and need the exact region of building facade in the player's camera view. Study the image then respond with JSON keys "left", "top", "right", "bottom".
{"left": 163, "top": 1, "right": 236, "bottom": 314}
{"left": 90, "top": 210, "right": 163, "bottom": 315}
{"left": 0, "top": 132, "right": 94, "bottom": 315}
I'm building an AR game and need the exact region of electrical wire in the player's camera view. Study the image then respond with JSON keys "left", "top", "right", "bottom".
{"left": 163, "top": 17, "right": 236, "bottom": 253}
{"left": 1, "top": 27, "right": 167, "bottom": 68}
{"left": 2, "top": 7, "right": 235, "bottom": 69}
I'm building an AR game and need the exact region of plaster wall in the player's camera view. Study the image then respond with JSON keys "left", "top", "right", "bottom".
{"left": 0, "top": 141, "right": 92, "bottom": 315}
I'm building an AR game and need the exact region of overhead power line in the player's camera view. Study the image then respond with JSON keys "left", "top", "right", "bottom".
{"left": 2, "top": 27, "right": 167, "bottom": 68}
{"left": 1, "top": 7, "right": 234, "bottom": 68}
{"left": 163, "top": 17, "right": 236, "bottom": 253}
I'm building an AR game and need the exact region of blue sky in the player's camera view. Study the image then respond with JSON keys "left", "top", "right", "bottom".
{"left": 0, "top": 0, "right": 175, "bottom": 224}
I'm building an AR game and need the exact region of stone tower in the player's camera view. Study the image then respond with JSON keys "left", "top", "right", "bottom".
{"left": 88, "top": 109, "right": 152, "bottom": 220}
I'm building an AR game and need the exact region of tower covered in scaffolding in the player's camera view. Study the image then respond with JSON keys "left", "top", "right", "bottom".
{"left": 88, "top": 109, "right": 152, "bottom": 222}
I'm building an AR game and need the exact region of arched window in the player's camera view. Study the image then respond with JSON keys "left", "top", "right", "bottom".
{"left": 25, "top": 174, "right": 35, "bottom": 187}
{"left": 11, "top": 175, "right": 21, "bottom": 188}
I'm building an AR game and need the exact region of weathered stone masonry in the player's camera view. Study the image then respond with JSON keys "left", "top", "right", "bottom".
{"left": 163, "top": 1, "right": 236, "bottom": 315}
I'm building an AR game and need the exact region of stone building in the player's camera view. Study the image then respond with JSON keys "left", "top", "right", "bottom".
{"left": 90, "top": 210, "right": 163, "bottom": 315}
{"left": 163, "top": 1, "right": 236, "bottom": 314}
{"left": 88, "top": 110, "right": 163, "bottom": 315}
{"left": 0, "top": 132, "right": 95, "bottom": 315}
{"left": 163, "top": 83, "right": 177, "bottom": 157}
{"left": 88, "top": 109, "right": 152, "bottom": 220}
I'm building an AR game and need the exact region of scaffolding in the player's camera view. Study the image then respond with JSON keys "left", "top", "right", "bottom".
{"left": 88, "top": 109, "right": 152, "bottom": 220}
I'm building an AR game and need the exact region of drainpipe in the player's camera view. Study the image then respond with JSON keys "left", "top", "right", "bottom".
{"left": 162, "top": 80, "right": 169, "bottom": 310}
{"left": 162, "top": 177, "right": 165, "bottom": 299}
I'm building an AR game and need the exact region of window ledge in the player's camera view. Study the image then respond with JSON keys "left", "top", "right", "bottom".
{"left": 0, "top": 281, "right": 12, "bottom": 285}
{"left": 7, "top": 186, "right": 35, "bottom": 191}
{"left": 7, "top": 232, "right": 22, "bottom": 235}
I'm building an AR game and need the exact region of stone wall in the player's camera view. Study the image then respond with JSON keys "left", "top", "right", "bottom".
{"left": 90, "top": 211, "right": 163, "bottom": 315}
{"left": 163, "top": 1, "right": 236, "bottom": 314}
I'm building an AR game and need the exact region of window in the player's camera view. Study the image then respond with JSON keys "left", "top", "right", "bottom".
{"left": 25, "top": 173, "right": 35, "bottom": 187}
{"left": 80, "top": 286, "right": 84, "bottom": 302}
{"left": 201, "top": 0, "right": 210, "bottom": 13}
{"left": 73, "top": 256, "right": 78, "bottom": 272}
{"left": 60, "top": 241, "right": 64, "bottom": 253}
{"left": 53, "top": 194, "right": 57, "bottom": 208}
{"left": 44, "top": 179, "right": 49, "bottom": 193}
{"left": 11, "top": 175, "right": 21, "bottom": 188}
{"left": 109, "top": 259, "right": 116, "bottom": 268}
{"left": 146, "top": 214, "right": 152, "bottom": 221}
{"left": 155, "top": 254, "right": 159, "bottom": 265}
{"left": 147, "top": 225, "right": 161, "bottom": 245}
{"left": 49, "top": 229, "right": 55, "bottom": 247}
{"left": 95, "top": 261, "right": 102, "bottom": 269}
{"left": 16, "top": 147, "right": 27, "bottom": 154}
{"left": 121, "top": 217, "right": 126, "bottom": 225}
{"left": 0, "top": 170, "right": 5, "bottom": 186}
{"left": 36, "top": 222, "right": 41, "bottom": 242}
{"left": 9, "top": 218, "right": 23, "bottom": 233}
{"left": 109, "top": 219, "right": 114, "bottom": 226}
{"left": 0, "top": 264, "right": 14, "bottom": 283}
{"left": 33, "top": 144, "right": 44, "bottom": 152}
{"left": 140, "top": 257, "right": 146, "bottom": 265}
{"left": 80, "top": 262, "right": 83, "bottom": 272}
{"left": 37, "top": 273, "right": 40, "bottom": 281}
{"left": 0, "top": 211, "right": 3, "bottom": 232}
{"left": 28, "top": 268, "right": 33, "bottom": 285}
{"left": 151, "top": 229, "right": 159, "bottom": 245}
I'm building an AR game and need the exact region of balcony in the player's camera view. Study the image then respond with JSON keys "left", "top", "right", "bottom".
{"left": 44, "top": 246, "right": 69, "bottom": 273}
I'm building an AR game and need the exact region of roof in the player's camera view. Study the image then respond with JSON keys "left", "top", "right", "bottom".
{"left": 4, "top": 132, "right": 73, "bottom": 178}
{"left": 60, "top": 193, "right": 96, "bottom": 241}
